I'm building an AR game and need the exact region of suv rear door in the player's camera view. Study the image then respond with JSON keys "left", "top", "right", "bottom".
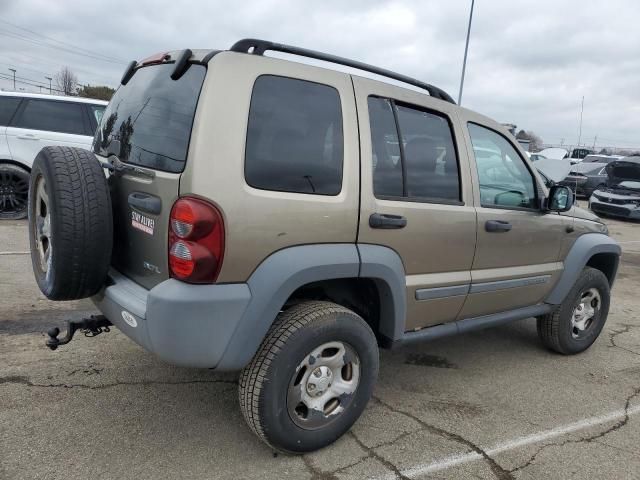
{"left": 93, "top": 61, "right": 206, "bottom": 289}
{"left": 459, "top": 112, "right": 567, "bottom": 318}
{"left": 353, "top": 76, "right": 476, "bottom": 331}
{"left": 6, "top": 98, "right": 93, "bottom": 168}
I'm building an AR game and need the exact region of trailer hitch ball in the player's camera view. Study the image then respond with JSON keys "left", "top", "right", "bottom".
{"left": 45, "top": 316, "right": 112, "bottom": 351}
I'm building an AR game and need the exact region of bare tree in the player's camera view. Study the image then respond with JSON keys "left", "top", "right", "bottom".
{"left": 54, "top": 66, "right": 78, "bottom": 95}
{"left": 516, "top": 130, "right": 544, "bottom": 152}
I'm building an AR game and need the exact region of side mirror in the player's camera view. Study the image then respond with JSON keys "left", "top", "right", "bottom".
{"left": 546, "top": 185, "right": 574, "bottom": 212}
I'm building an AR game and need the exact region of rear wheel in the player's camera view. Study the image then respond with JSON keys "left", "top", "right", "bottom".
{"left": 0, "top": 163, "right": 30, "bottom": 220}
{"left": 28, "top": 146, "right": 113, "bottom": 300}
{"left": 537, "top": 267, "right": 610, "bottom": 354}
{"left": 239, "top": 301, "right": 379, "bottom": 453}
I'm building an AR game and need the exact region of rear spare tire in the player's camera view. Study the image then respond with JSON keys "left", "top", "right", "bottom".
{"left": 28, "top": 146, "right": 113, "bottom": 300}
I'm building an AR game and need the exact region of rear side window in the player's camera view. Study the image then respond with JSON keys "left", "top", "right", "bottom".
{"left": 93, "top": 63, "right": 206, "bottom": 173}
{"left": 368, "top": 97, "right": 461, "bottom": 202}
{"left": 0, "top": 96, "right": 21, "bottom": 126}
{"left": 13, "top": 99, "right": 86, "bottom": 135}
{"left": 245, "top": 75, "right": 343, "bottom": 195}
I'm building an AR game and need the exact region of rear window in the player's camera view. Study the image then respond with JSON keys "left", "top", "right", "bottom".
{"left": 244, "top": 75, "right": 343, "bottom": 195}
{"left": 0, "top": 96, "right": 21, "bottom": 126}
{"left": 13, "top": 99, "right": 87, "bottom": 135}
{"left": 93, "top": 63, "right": 206, "bottom": 173}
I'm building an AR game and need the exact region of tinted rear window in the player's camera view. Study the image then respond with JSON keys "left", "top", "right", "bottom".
{"left": 13, "top": 99, "right": 87, "bottom": 135}
{"left": 93, "top": 63, "right": 206, "bottom": 173}
{"left": 244, "top": 75, "right": 343, "bottom": 195}
{"left": 0, "top": 96, "right": 21, "bottom": 126}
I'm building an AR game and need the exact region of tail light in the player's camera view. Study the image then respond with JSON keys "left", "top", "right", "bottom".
{"left": 168, "top": 197, "right": 224, "bottom": 283}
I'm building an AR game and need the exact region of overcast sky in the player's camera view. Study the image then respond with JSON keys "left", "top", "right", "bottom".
{"left": 1, "top": 0, "right": 639, "bottom": 149}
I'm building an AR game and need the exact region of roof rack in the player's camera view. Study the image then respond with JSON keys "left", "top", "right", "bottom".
{"left": 229, "top": 39, "right": 456, "bottom": 105}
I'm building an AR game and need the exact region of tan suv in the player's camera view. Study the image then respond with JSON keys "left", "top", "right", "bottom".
{"left": 27, "top": 39, "right": 621, "bottom": 453}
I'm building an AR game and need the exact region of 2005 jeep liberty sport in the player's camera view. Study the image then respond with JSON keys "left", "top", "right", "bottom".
{"left": 27, "top": 39, "right": 621, "bottom": 453}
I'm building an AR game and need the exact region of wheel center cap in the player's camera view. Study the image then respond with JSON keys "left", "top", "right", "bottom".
{"left": 306, "top": 366, "right": 332, "bottom": 396}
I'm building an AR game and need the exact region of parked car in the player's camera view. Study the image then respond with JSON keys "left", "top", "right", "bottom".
{"left": 559, "top": 155, "right": 625, "bottom": 197}
{"left": 568, "top": 147, "right": 594, "bottom": 165}
{"left": 525, "top": 152, "right": 547, "bottom": 162}
{"left": 534, "top": 158, "right": 572, "bottom": 187}
{"left": 590, "top": 156, "right": 640, "bottom": 219}
{"left": 0, "top": 92, "right": 107, "bottom": 219}
{"left": 538, "top": 147, "right": 569, "bottom": 160}
{"left": 27, "top": 40, "right": 620, "bottom": 453}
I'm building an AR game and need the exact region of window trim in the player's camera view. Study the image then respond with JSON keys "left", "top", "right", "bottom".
{"left": 243, "top": 73, "right": 345, "bottom": 197}
{"left": 467, "top": 121, "right": 542, "bottom": 212}
{"left": 368, "top": 95, "right": 464, "bottom": 205}
{"left": 10, "top": 98, "right": 92, "bottom": 136}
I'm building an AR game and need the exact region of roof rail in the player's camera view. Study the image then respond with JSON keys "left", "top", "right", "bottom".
{"left": 229, "top": 39, "right": 456, "bottom": 104}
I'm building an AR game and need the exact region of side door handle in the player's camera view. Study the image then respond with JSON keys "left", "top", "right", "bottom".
{"left": 485, "top": 220, "right": 512, "bottom": 232}
{"left": 369, "top": 213, "right": 407, "bottom": 229}
{"left": 17, "top": 133, "right": 39, "bottom": 140}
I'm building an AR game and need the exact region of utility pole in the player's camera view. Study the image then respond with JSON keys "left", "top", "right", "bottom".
{"left": 592, "top": 135, "right": 597, "bottom": 150}
{"left": 458, "top": 0, "right": 475, "bottom": 105}
{"left": 8, "top": 68, "right": 16, "bottom": 90}
{"left": 577, "top": 95, "right": 584, "bottom": 147}
{"left": 45, "top": 76, "right": 52, "bottom": 94}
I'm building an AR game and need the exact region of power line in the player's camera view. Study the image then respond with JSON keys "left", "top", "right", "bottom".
{"left": 0, "top": 28, "right": 127, "bottom": 65}
{"left": 0, "top": 19, "right": 127, "bottom": 64}
{"left": 0, "top": 73, "right": 65, "bottom": 93}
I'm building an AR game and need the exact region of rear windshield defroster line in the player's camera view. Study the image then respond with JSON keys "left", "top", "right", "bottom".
{"left": 93, "top": 63, "right": 206, "bottom": 173}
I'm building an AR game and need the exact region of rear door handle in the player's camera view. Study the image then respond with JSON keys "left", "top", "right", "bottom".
{"left": 17, "top": 134, "right": 39, "bottom": 140}
{"left": 128, "top": 192, "right": 161, "bottom": 215}
{"left": 485, "top": 220, "right": 512, "bottom": 232}
{"left": 369, "top": 213, "right": 407, "bottom": 229}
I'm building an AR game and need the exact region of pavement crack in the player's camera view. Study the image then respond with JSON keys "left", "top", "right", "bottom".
{"left": 608, "top": 324, "right": 640, "bottom": 357}
{"left": 348, "top": 430, "right": 412, "bottom": 480}
{"left": 0, "top": 375, "right": 237, "bottom": 390}
{"left": 509, "top": 386, "right": 640, "bottom": 473}
{"left": 371, "top": 396, "right": 513, "bottom": 480}
{"left": 302, "top": 455, "right": 338, "bottom": 480}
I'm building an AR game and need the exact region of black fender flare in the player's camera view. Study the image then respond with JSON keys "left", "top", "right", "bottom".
{"left": 546, "top": 233, "right": 621, "bottom": 305}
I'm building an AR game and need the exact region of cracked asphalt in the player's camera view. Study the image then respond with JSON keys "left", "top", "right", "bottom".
{"left": 2, "top": 208, "right": 640, "bottom": 480}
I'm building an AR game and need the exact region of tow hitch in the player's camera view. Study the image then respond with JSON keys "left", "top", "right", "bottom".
{"left": 46, "top": 315, "right": 112, "bottom": 351}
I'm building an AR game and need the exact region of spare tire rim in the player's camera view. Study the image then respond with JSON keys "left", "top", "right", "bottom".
{"left": 570, "top": 287, "right": 601, "bottom": 339}
{"left": 0, "top": 168, "right": 28, "bottom": 215}
{"left": 286, "top": 341, "right": 360, "bottom": 430}
{"left": 34, "top": 175, "right": 52, "bottom": 273}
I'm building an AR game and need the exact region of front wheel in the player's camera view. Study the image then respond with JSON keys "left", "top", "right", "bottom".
{"left": 238, "top": 301, "right": 379, "bottom": 453}
{"left": 537, "top": 267, "right": 610, "bottom": 354}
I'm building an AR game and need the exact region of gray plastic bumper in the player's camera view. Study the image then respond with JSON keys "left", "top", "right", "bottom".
{"left": 92, "top": 270, "right": 251, "bottom": 368}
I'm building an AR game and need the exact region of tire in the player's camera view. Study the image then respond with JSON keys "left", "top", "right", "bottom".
{"left": 0, "top": 163, "right": 30, "bottom": 220}
{"left": 239, "top": 301, "right": 379, "bottom": 453}
{"left": 537, "top": 267, "right": 610, "bottom": 355}
{"left": 28, "top": 146, "right": 113, "bottom": 300}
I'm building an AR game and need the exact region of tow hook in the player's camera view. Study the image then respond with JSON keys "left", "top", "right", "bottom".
{"left": 46, "top": 315, "right": 112, "bottom": 351}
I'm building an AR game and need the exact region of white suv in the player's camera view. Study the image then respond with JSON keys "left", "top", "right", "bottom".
{"left": 0, "top": 92, "right": 107, "bottom": 219}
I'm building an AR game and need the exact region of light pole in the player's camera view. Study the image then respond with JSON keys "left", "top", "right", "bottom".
{"left": 45, "top": 76, "right": 52, "bottom": 94}
{"left": 8, "top": 68, "right": 16, "bottom": 90}
{"left": 458, "top": 0, "right": 475, "bottom": 105}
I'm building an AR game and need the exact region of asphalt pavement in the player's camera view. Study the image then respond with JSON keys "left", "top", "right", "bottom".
{"left": 1, "top": 211, "right": 639, "bottom": 480}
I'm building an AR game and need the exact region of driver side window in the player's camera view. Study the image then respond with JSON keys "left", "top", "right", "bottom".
{"left": 468, "top": 123, "right": 537, "bottom": 209}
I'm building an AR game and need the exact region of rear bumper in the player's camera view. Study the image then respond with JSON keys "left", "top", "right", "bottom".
{"left": 92, "top": 270, "right": 251, "bottom": 368}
